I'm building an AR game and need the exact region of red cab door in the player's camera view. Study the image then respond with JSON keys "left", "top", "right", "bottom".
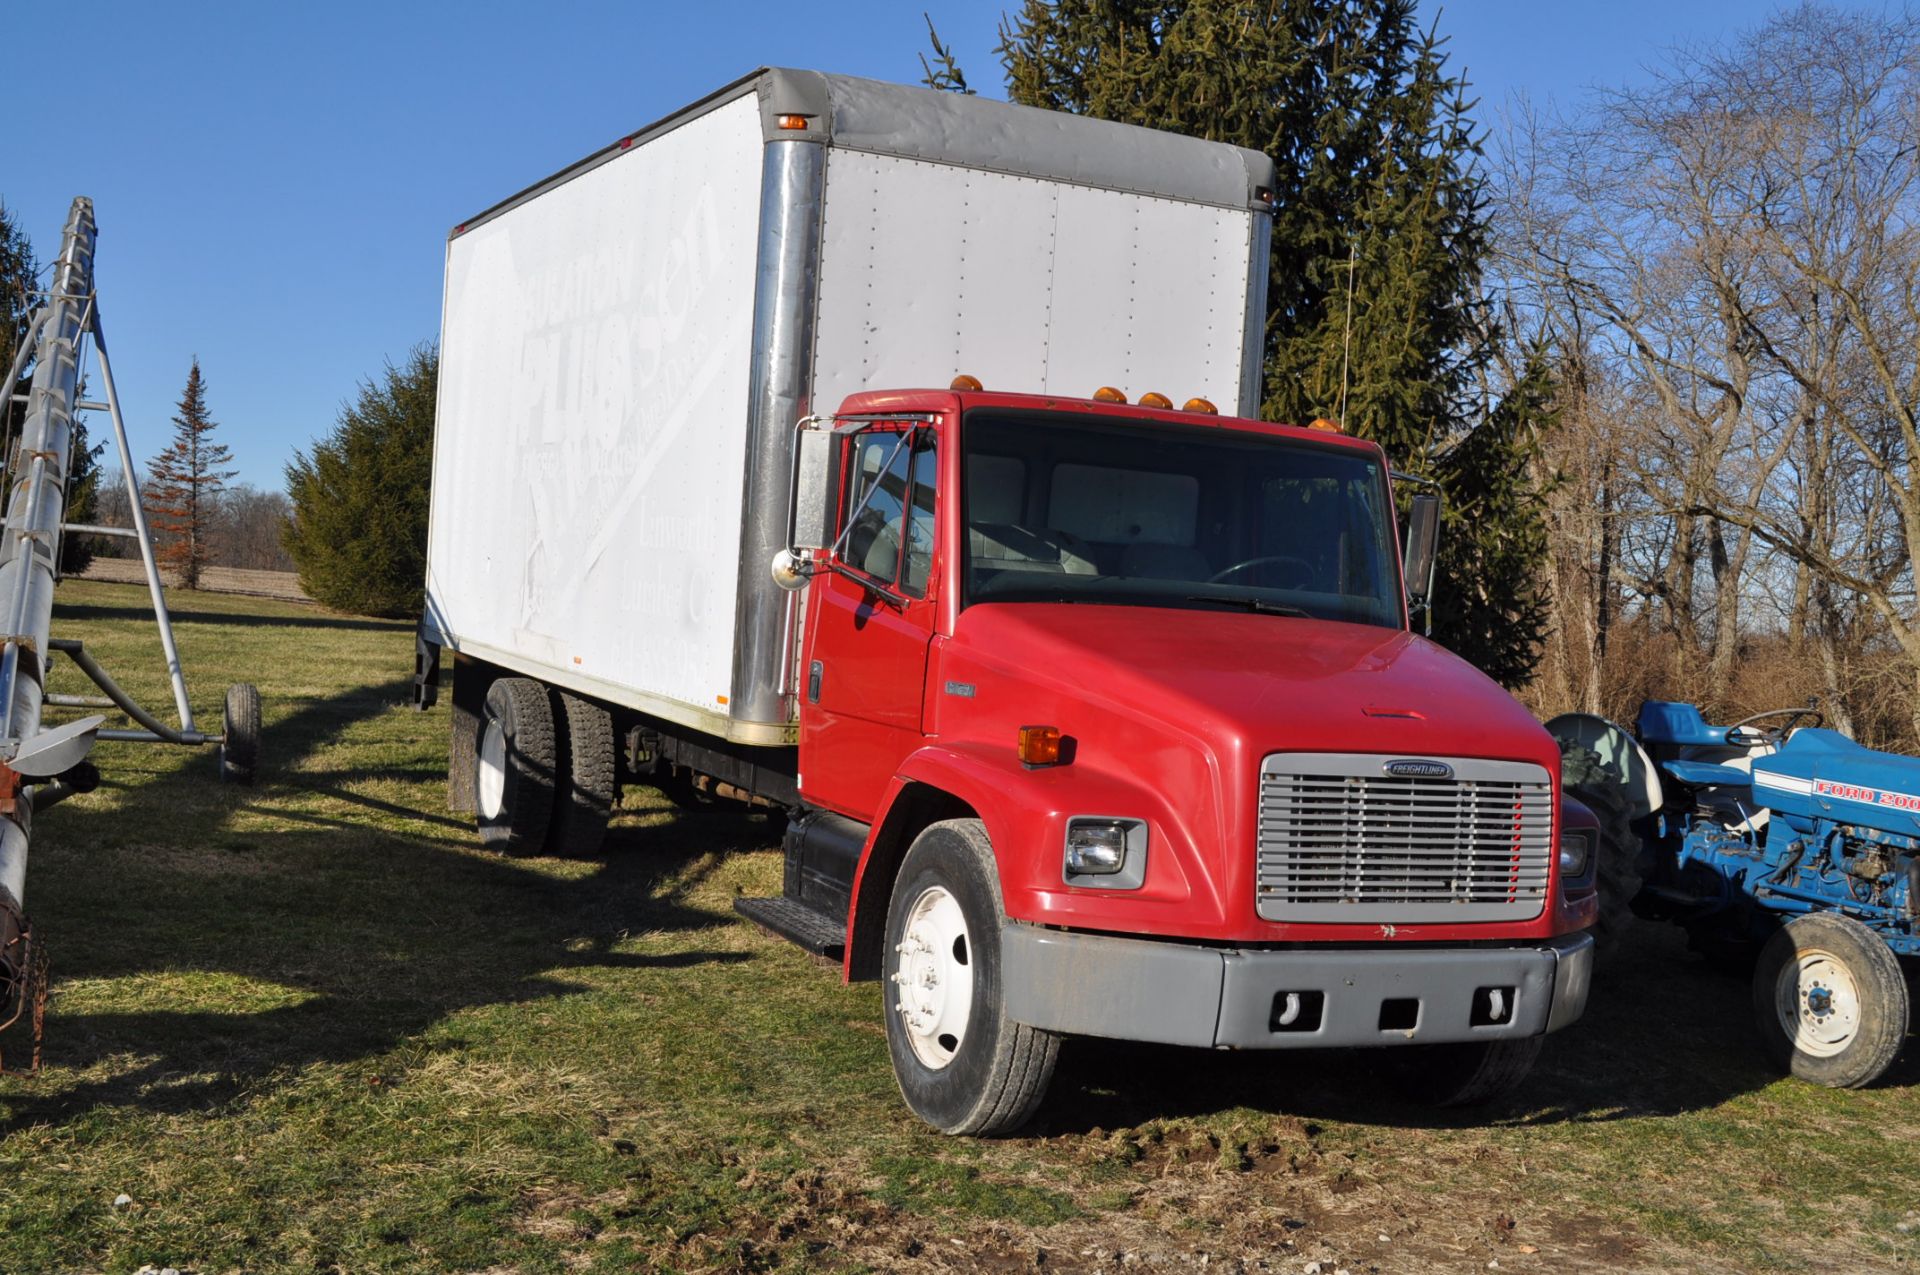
{"left": 798, "top": 424, "right": 940, "bottom": 820}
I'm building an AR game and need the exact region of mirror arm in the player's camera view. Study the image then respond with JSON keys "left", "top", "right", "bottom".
{"left": 826, "top": 559, "right": 909, "bottom": 610}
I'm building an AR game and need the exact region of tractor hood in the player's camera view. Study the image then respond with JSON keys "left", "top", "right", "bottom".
{"left": 944, "top": 602, "right": 1554, "bottom": 767}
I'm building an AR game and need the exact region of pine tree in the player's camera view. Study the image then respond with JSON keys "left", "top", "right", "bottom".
{"left": 1, "top": 203, "right": 39, "bottom": 446}
{"left": 59, "top": 417, "right": 105, "bottom": 575}
{"left": 993, "top": 0, "right": 1554, "bottom": 684}
{"left": 146, "top": 358, "right": 236, "bottom": 590}
{"left": 283, "top": 347, "right": 437, "bottom": 617}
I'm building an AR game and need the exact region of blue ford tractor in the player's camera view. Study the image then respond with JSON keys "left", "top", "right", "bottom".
{"left": 1547, "top": 702, "right": 1914, "bottom": 1088}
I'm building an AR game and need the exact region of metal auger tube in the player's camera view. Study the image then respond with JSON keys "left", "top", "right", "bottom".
{"left": 0, "top": 198, "right": 96, "bottom": 1003}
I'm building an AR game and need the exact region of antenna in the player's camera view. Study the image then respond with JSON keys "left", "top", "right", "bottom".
{"left": 1339, "top": 238, "right": 1357, "bottom": 424}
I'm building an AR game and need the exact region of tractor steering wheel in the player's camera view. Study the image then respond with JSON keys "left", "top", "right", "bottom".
{"left": 1207, "top": 555, "right": 1314, "bottom": 588}
{"left": 1723, "top": 705, "right": 1824, "bottom": 747}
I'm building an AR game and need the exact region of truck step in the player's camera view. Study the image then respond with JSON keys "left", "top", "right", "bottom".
{"left": 733, "top": 896, "right": 846, "bottom": 960}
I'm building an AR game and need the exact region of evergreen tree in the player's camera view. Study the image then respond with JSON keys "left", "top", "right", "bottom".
{"left": 1, "top": 203, "right": 38, "bottom": 446}
{"left": 993, "top": 0, "right": 1553, "bottom": 684}
{"left": 59, "top": 417, "right": 105, "bottom": 575}
{"left": 283, "top": 347, "right": 437, "bottom": 617}
{"left": 146, "top": 358, "right": 237, "bottom": 590}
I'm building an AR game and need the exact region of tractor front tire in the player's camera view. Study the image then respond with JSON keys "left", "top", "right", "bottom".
{"left": 475, "top": 678, "right": 557, "bottom": 856}
{"left": 1753, "top": 911, "right": 1908, "bottom": 1088}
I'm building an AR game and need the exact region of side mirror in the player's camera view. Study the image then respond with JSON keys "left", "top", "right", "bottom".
{"left": 791, "top": 427, "right": 837, "bottom": 552}
{"left": 1402, "top": 490, "right": 1441, "bottom": 610}
{"left": 771, "top": 422, "right": 839, "bottom": 592}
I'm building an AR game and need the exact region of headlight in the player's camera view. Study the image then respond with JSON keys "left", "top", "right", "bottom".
{"left": 1558, "top": 828, "right": 1595, "bottom": 878}
{"left": 1063, "top": 817, "right": 1148, "bottom": 889}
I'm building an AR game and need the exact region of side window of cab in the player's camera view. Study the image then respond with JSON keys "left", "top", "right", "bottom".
{"left": 840, "top": 427, "right": 936, "bottom": 598}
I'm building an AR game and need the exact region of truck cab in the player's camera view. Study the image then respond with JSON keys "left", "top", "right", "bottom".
{"left": 761, "top": 384, "right": 1597, "bottom": 1133}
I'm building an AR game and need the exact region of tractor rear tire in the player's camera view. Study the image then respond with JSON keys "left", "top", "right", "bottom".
{"left": 1563, "top": 776, "right": 1642, "bottom": 968}
{"left": 1752, "top": 911, "right": 1908, "bottom": 1088}
{"left": 475, "top": 678, "right": 556, "bottom": 856}
{"left": 548, "top": 690, "right": 615, "bottom": 857}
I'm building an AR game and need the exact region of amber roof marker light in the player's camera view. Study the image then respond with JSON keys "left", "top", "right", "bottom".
{"left": 950, "top": 373, "right": 983, "bottom": 391}
{"left": 1183, "top": 397, "right": 1218, "bottom": 414}
{"left": 1307, "top": 417, "right": 1344, "bottom": 433}
{"left": 1138, "top": 391, "right": 1173, "bottom": 409}
{"left": 1091, "top": 386, "right": 1128, "bottom": 403}
{"left": 776, "top": 113, "right": 812, "bottom": 131}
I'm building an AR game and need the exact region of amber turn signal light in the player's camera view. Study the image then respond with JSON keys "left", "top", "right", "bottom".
{"left": 1138, "top": 391, "right": 1173, "bottom": 409}
{"left": 1307, "top": 417, "right": 1343, "bottom": 432}
{"left": 1183, "top": 397, "right": 1218, "bottom": 414}
{"left": 776, "top": 113, "right": 811, "bottom": 131}
{"left": 950, "top": 373, "right": 983, "bottom": 391}
{"left": 1092, "top": 386, "right": 1128, "bottom": 404}
{"left": 1017, "top": 725, "right": 1062, "bottom": 766}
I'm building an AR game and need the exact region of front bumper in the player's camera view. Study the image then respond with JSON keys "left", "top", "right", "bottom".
{"left": 1001, "top": 925, "right": 1593, "bottom": 1049}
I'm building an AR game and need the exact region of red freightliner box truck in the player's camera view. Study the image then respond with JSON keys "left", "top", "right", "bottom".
{"left": 416, "top": 68, "right": 1599, "bottom": 1134}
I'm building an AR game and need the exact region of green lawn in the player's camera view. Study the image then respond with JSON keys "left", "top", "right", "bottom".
{"left": 1, "top": 580, "right": 1916, "bottom": 1272}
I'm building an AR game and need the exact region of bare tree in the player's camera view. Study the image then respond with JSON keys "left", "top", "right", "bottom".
{"left": 1496, "top": 6, "right": 1920, "bottom": 737}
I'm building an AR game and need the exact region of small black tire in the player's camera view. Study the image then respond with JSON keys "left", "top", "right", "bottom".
{"left": 1752, "top": 911, "right": 1908, "bottom": 1088}
{"left": 219, "top": 683, "right": 261, "bottom": 785}
{"left": 1389, "top": 1036, "right": 1543, "bottom": 1107}
{"left": 475, "top": 678, "right": 557, "bottom": 855}
{"left": 883, "top": 819, "right": 1059, "bottom": 1136}
{"left": 548, "top": 690, "right": 615, "bottom": 857}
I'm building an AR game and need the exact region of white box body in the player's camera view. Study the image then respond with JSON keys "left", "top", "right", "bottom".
{"left": 425, "top": 69, "right": 1274, "bottom": 744}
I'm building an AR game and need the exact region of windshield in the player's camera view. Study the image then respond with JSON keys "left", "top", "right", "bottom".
{"left": 962, "top": 411, "right": 1403, "bottom": 629}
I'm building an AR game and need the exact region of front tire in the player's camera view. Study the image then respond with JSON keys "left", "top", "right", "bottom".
{"left": 883, "top": 819, "right": 1059, "bottom": 1136}
{"left": 474, "top": 678, "right": 556, "bottom": 855}
{"left": 1388, "top": 1036, "right": 1543, "bottom": 1107}
{"left": 219, "top": 682, "right": 261, "bottom": 785}
{"left": 1752, "top": 911, "right": 1907, "bottom": 1088}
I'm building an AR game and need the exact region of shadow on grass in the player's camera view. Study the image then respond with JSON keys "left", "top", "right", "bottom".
{"left": 1033, "top": 924, "right": 1818, "bottom": 1134}
{"left": 0, "top": 669, "right": 774, "bottom": 1133}
{"left": 51, "top": 600, "right": 408, "bottom": 634}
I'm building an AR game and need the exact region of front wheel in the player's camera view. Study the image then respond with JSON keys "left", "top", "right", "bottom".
{"left": 1386, "top": 1036, "right": 1543, "bottom": 1107}
{"left": 883, "top": 819, "right": 1059, "bottom": 1136}
{"left": 1752, "top": 911, "right": 1907, "bottom": 1088}
{"left": 219, "top": 683, "right": 261, "bottom": 785}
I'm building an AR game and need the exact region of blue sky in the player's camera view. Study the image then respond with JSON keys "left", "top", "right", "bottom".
{"left": 6, "top": 0, "right": 1781, "bottom": 490}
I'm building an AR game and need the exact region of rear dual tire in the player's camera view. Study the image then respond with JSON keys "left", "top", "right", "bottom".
{"left": 473, "top": 677, "right": 615, "bottom": 857}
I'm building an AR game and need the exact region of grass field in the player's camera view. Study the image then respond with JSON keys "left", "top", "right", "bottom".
{"left": 1, "top": 580, "right": 1917, "bottom": 1273}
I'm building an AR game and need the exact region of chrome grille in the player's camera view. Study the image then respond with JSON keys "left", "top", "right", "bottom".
{"left": 1256, "top": 753, "right": 1553, "bottom": 923}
